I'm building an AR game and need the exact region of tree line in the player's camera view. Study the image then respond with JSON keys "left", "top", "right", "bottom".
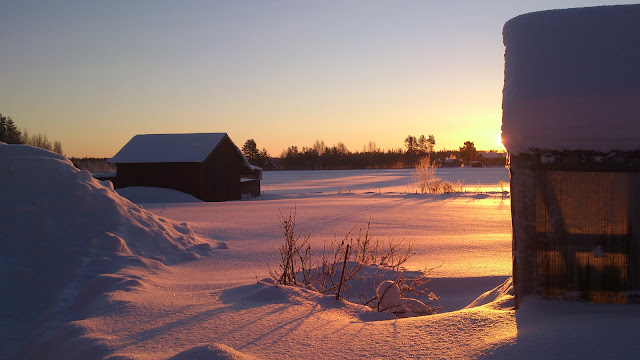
{"left": 0, "top": 112, "right": 64, "bottom": 155}
{"left": 2, "top": 110, "right": 488, "bottom": 171}
{"left": 242, "top": 135, "right": 485, "bottom": 170}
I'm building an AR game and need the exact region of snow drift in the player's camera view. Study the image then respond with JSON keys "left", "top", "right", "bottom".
{"left": 0, "top": 144, "right": 210, "bottom": 358}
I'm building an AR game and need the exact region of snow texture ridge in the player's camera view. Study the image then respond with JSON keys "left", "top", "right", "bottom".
{"left": 502, "top": 5, "right": 640, "bottom": 154}
{"left": 0, "top": 144, "right": 209, "bottom": 358}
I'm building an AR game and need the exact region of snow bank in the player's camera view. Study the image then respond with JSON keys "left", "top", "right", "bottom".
{"left": 502, "top": 5, "right": 640, "bottom": 154}
{"left": 0, "top": 144, "right": 210, "bottom": 358}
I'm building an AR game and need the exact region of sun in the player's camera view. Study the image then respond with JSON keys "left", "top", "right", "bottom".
{"left": 496, "top": 135, "right": 506, "bottom": 150}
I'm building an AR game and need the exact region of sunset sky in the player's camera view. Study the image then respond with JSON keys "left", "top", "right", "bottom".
{"left": 0, "top": 1, "right": 632, "bottom": 158}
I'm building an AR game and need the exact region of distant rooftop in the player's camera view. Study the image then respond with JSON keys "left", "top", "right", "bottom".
{"left": 478, "top": 152, "right": 507, "bottom": 159}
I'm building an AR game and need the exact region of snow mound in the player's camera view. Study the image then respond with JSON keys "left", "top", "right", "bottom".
{"left": 0, "top": 144, "right": 210, "bottom": 358}
{"left": 170, "top": 343, "right": 258, "bottom": 360}
{"left": 117, "top": 186, "right": 202, "bottom": 203}
{"left": 465, "top": 277, "right": 514, "bottom": 310}
{"left": 376, "top": 280, "right": 434, "bottom": 317}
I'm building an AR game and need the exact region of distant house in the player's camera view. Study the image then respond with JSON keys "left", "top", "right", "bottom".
{"left": 441, "top": 158, "right": 463, "bottom": 168}
{"left": 109, "top": 133, "right": 261, "bottom": 202}
{"left": 476, "top": 152, "right": 507, "bottom": 167}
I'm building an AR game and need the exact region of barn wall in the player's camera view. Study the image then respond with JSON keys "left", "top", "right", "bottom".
{"left": 113, "top": 135, "right": 250, "bottom": 202}
{"left": 116, "top": 162, "right": 201, "bottom": 198}
{"left": 201, "top": 136, "right": 242, "bottom": 202}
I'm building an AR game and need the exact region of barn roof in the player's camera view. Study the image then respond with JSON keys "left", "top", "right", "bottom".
{"left": 110, "top": 133, "right": 233, "bottom": 164}
{"left": 477, "top": 152, "right": 507, "bottom": 159}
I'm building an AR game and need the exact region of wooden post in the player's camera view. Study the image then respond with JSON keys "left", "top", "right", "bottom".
{"left": 336, "top": 244, "right": 350, "bottom": 300}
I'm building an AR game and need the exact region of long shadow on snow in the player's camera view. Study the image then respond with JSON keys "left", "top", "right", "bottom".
{"left": 220, "top": 282, "right": 361, "bottom": 350}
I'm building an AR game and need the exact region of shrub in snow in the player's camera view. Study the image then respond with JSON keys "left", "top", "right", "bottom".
{"left": 412, "top": 156, "right": 463, "bottom": 195}
{"left": 269, "top": 207, "right": 312, "bottom": 286}
{"left": 412, "top": 156, "right": 441, "bottom": 194}
{"left": 440, "top": 180, "right": 455, "bottom": 194}
{"left": 269, "top": 208, "right": 439, "bottom": 317}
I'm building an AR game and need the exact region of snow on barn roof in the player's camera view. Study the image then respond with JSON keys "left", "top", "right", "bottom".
{"left": 477, "top": 152, "right": 507, "bottom": 159}
{"left": 110, "top": 133, "right": 235, "bottom": 164}
{"left": 501, "top": 5, "right": 640, "bottom": 154}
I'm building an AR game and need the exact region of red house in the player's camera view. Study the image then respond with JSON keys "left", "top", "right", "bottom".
{"left": 109, "top": 133, "right": 261, "bottom": 202}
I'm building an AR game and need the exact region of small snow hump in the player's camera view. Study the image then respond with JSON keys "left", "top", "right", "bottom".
{"left": 93, "top": 232, "right": 133, "bottom": 255}
{"left": 169, "top": 343, "right": 259, "bottom": 360}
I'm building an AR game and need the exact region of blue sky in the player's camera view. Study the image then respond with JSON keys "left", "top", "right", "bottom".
{"left": 0, "top": 1, "right": 634, "bottom": 157}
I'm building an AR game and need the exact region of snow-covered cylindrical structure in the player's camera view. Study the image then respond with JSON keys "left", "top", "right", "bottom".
{"left": 503, "top": 5, "right": 640, "bottom": 303}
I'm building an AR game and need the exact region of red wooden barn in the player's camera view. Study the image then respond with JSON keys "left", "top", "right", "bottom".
{"left": 109, "top": 133, "right": 261, "bottom": 202}
{"left": 476, "top": 152, "right": 507, "bottom": 167}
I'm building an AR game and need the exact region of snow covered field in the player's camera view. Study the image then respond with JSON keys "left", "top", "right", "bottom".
{"left": 136, "top": 167, "right": 513, "bottom": 282}
{"left": 3, "top": 144, "right": 640, "bottom": 359}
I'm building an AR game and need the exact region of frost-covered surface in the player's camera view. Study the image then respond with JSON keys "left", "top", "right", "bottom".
{"left": 3, "top": 147, "right": 640, "bottom": 359}
{"left": 502, "top": 5, "right": 640, "bottom": 154}
{"left": 110, "top": 133, "right": 228, "bottom": 163}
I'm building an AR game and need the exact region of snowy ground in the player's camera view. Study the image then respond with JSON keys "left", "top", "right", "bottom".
{"left": 3, "top": 144, "right": 640, "bottom": 359}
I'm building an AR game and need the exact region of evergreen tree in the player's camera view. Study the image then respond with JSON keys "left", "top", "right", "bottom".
{"left": 242, "top": 139, "right": 269, "bottom": 168}
{"left": 1, "top": 113, "right": 64, "bottom": 153}
{"left": 242, "top": 139, "right": 260, "bottom": 161}
{"left": 0, "top": 113, "right": 22, "bottom": 144}
{"left": 427, "top": 135, "right": 436, "bottom": 153}
{"left": 459, "top": 141, "right": 477, "bottom": 165}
